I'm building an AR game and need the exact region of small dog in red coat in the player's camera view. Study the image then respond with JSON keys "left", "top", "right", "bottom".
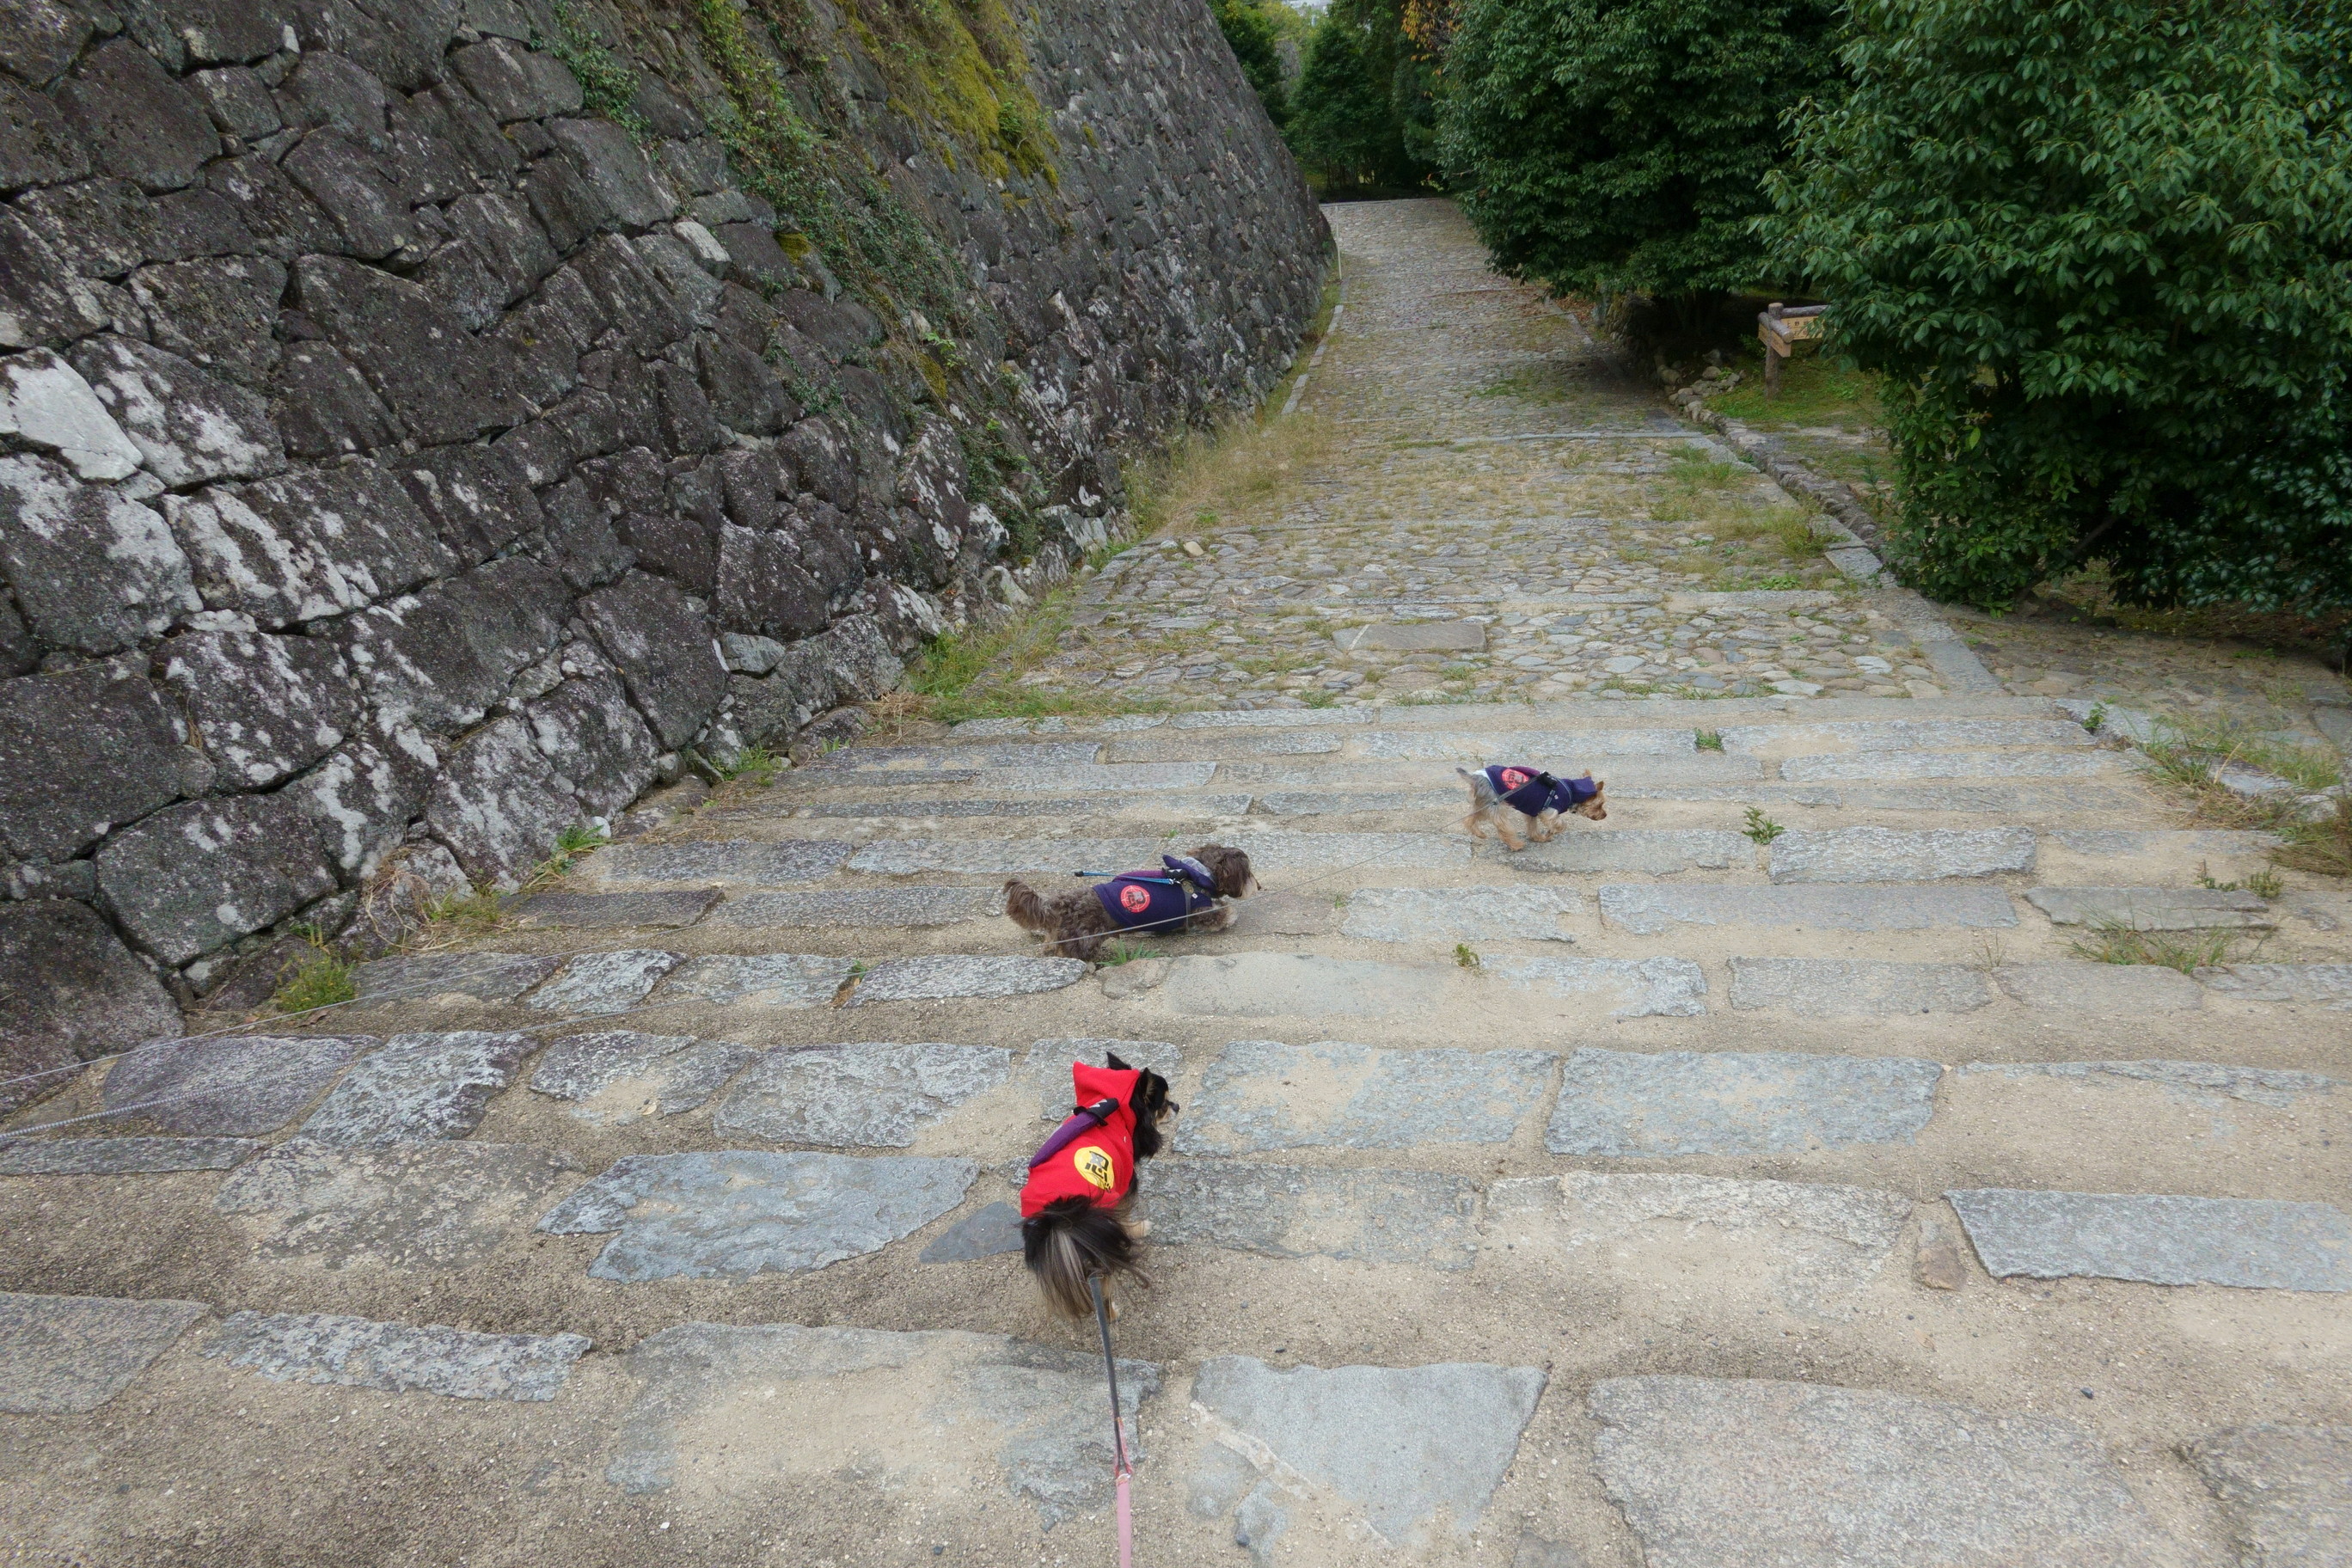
{"left": 1020, "top": 1051, "right": 1179, "bottom": 1319}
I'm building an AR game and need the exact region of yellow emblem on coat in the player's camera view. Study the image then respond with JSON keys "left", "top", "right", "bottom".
{"left": 1071, "top": 1145, "right": 1116, "bottom": 1191}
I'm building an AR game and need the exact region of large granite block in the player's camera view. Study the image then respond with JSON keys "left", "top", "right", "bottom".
{"left": 530, "top": 1031, "right": 761, "bottom": 1124}
{"left": 0, "top": 1291, "right": 207, "bottom": 1413}
{"left": 2026, "top": 886, "right": 2274, "bottom": 930}
{"left": 72, "top": 334, "right": 283, "bottom": 487}
{"left": 536, "top": 1150, "right": 975, "bottom": 1281}
{"left": 0, "top": 452, "right": 191, "bottom": 653}
{"left": 847, "top": 955, "right": 1089, "bottom": 1005}
{"left": 94, "top": 792, "right": 340, "bottom": 965}
{"left": 1947, "top": 1188, "right": 2351, "bottom": 1290}
{"left": 1767, "top": 827, "right": 2036, "bottom": 884}
{"left": 508, "top": 890, "right": 720, "bottom": 929}
{"left": 657, "top": 952, "right": 854, "bottom": 1008}
{"left": 1994, "top": 963, "right": 2205, "bottom": 1011}
{"left": 1176, "top": 1038, "right": 1553, "bottom": 1153}
{"left": 2183, "top": 1424, "right": 2352, "bottom": 1568}
{"left": 1491, "top": 957, "right": 1707, "bottom": 1017}
{"left": 205, "top": 1310, "right": 591, "bottom": 1402}
{"left": 523, "top": 949, "right": 683, "bottom": 1017}
{"left": 0, "top": 899, "right": 183, "bottom": 1116}
{"left": 1728, "top": 959, "right": 1994, "bottom": 1016}
{"left": 596, "top": 839, "right": 851, "bottom": 885}
{"left": 296, "top": 1032, "right": 532, "bottom": 1146}
{"left": 1158, "top": 954, "right": 1453, "bottom": 1018}
{"left": 0, "top": 660, "right": 189, "bottom": 864}
{"left": 1146, "top": 1161, "right": 1483, "bottom": 1271}
{"left": 1602, "top": 883, "right": 2018, "bottom": 934}
{"left": 1719, "top": 718, "right": 2095, "bottom": 753}
{"left": 217, "top": 1138, "right": 585, "bottom": 1268}
{"left": 1958, "top": 1058, "right": 2336, "bottom": 1108}
{"left": 0, "top": 1136, "right": 263, "bottom": 1175}
{"left": 1589, "top": 1377, "right": 2188, "bottom": 1568}
{"left": 1340, "top": 886, "right": 1583, "bottom": 942}
{"left": 712, "top": 1042, "right": 1011, "bottom": 1147}
{"left": 352, "top": 951, "right": 562, "bottom": 1005}
{"left": 1508, "top": 829, "right": 1749, "bottom": 874}
{"left": 1780, "top": 750, "right": 2116, "bottom": 782}
{"left": 708, "top": 887, "right": 1000, "bottom": 928}
{"left": 101, "top": 1033, "right": 370, "bottom": 1136}
{"left": 1547, "top": 1047, "right": 1941, "bottom": 1156}
{"left": 2199, "top": 964, "right": 2352, "bottom": 1008}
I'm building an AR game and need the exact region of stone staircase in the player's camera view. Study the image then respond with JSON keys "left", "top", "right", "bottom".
{"left": 3, "top": 692, "right": 2349, "bottom": 1565}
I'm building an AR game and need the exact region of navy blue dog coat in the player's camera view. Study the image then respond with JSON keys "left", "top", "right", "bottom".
{"left": 1485, "top": 765, "right": 1601, "bottom": 816}
{"left": 1092, "top": 854, "right": 1220, "bottom": 933}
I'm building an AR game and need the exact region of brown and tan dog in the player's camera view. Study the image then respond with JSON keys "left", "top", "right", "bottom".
{"left": 1457, "top": 765, "right": 1608, "bottom": 850}
{"left": 1003, "top": 844, "right": 1257, "bottom": 961}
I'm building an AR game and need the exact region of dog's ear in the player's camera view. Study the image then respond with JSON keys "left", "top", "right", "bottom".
{"left": 1192, "top": 844, "right": 1253, "bottom": 897}
{"left": 1106, "top": 1050, "right": 1133, "bottom": 1072}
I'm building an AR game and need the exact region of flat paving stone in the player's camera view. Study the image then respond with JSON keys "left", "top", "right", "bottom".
{"left": 1228, "top": 890, "right": 1342, "bottom": 936}
{"left": 2026, "top": 886, "right": 2275, "bottom": 929}
{"left": 707, "top": 887, "right": 1001, "bottom": 928}
{"left": 914, "top": 762, "right": 1222, "bottom": 793}
{"left": 1359, "top": 728, "right": 1696, "bottom": 759}
{"left": 523, "top": 949, "right": 683, "bottom": 1016}
{"left": 217, "top": 1139, "right": 584, "bottom": 1268}
{"left": 530, "top": 1032, "right": 762, "bottom": 1124}
{"left": 1960, "top": 1058, "right": 2336, "bottom": 1108}
{"left": 593, "top": 840, "right": 852, "bottom": 885}
{"left": 1021, "top": 1038, "right": 1184, "bottom": 1119}
{"left": 608, "top": 1322, "right": 1155, "bottom": 1524}
{"left": 1994, "top": 963, "right": 2204, "bottom": 1011}
{"left": 847, "top": 833, "right": 1467, "bottom": 875}
{"left": 1507, "top": 830, "right": 1749, "bottom": 875}
{"left": 1488, "top": 1173, "right": 1910, "bottom": 1311}
{"left": 297, "top": 1032, "right": 534, "bottom": 1146}
{"left": 1833, "top": 783, "right": 2148, "bottom": 814}
{"left": 1176, "top": 1038, "right": 1553, "bottom": 1153}
{"left": 352, "top": 952, "right": 562, "bottom": 1004}
{"left": 0, "top": 1292, "right": 209, "bottom": 1414}
{"left": 0, "top": 1136, "right": 264, "bottom": 1175}
{"left": 1147, "top": 1160, "right": 1483, "bottom": 1269}
{"left": 846, "top": 955, "right": 1089, "bottom": 1005}
{"left": 536, "top": 1150, "right": 975, "bottom": 1281}
{"left": 1719, "top": 718, "right": 2095, "bottom": 752}
{"left": 1491, "top": 957, "right": 1707, "bottom": 1018}
{"left": 1767, "top": 827, "right": 2036, "bottom": 884}
{"left": 1947, "top": 1188, "right": 2352, "bottom": 1290}
{"left": 917, "top": 1199, "right": 1022, "bottom": 1262}
{"left": 1602, "top": 883, "right": 2018, "bottom": 934}
{"left": 1548, "top": 1047, "right": 1941, "bottom": 1157}
{"left": 2049, "top": 830, "right": 2280, "bottom": 858}
{"left": 1172, "top": 708, "right": 1371, "bottom": 729}
{"left": 2197, "top": 963, "right": 2352, "bottom": 1008}
{"left": 811, "top": 742, "right": 1103, "bottom": 769}
{"left": 1339, "top": 886, "right": 1583, "bottom": 942}
{"left": 1780, "top": 750, "right": 2118, "bottom": 781}
{"left": 1188, "top": 1356, "right": 1544, "bottom": 1547}
{"left": 781, "top": 793, "right": 1253, "bottom": 820}
{"left": 100, "top": 1035, "right": 371, "bottom": 1136}
{"left": 1588, "top": 1376, "right": 2189, "bottom": 1568}
{"left": 1256, "top": 788, "right": 1458, "bottom": 816}
{"left": 655, "top": 952, "right": 854, "bottom": 1008}
{"left": 2182, "top": 1424, "right": 2352, "bottom": 1568}
{"left": 1729, "top": 959, "right": 1994, "bottom": 1016}
{"left": 204, "top": 1310, "right": 591, "bottom": 1401}
{"left": 1334, "top": 621, "right": 1486, "bottom": 652}
{"left": 505, "top": 890, "right": 720, "bottom": 928}
{"left": 711, "top": 1041, "right": 1011, "bottom": 1147}
{"left": 1156, "top": 954, "right": 1453, "bottom": 1018}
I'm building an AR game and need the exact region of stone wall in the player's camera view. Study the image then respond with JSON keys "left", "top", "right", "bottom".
{"left": 0, "top": 0, "right": 1326, "bottom": 1101}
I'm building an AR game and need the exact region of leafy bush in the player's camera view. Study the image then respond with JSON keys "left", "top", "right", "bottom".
{"left": 1762, "top": 0, "right": 2352, "bottom": 612}
{"left": 1289, "top": 0, "right": 1437, "bottom": 193}
{"left": 1438, "top": 0, "right": 1841, "bottom": 303}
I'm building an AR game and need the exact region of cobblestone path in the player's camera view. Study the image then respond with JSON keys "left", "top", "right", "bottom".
{"left": 3, "top": 201, "right": 2349, "bottom": 1568}
{"left": 1017, "top": 200, "right": 1975, "bottom": 711}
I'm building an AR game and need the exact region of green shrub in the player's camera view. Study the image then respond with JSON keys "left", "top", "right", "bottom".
{"left": 1211, "top": 0, "right": 1301, "bottom": 129}
{"left": 1762, "top": 0, "right": 2352, "bottom": 613}
{"left": 1289, "top": 0, "right": 1436, "bottom": 193}
{"left": 1439, "top": 0, "right": 1841, "bottom": 303}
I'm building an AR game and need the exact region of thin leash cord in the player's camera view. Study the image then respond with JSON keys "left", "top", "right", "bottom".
{"left": 1088, "top": 1274, "right": 1136, "bottom": 1568}
{"left": 1028, "top": 839, "right": 1414, "bottom": 954}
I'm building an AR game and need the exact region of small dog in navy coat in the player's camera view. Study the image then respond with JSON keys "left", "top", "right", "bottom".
{"left": 1003, "top": 844, "right": 1256, "bottom": 962}
{"left": 1458, "top": 764, "right": 1608, "bottom": 850}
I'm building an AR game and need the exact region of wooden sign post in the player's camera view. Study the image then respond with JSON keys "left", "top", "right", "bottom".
{"left": 1758, "top": 303, "right": 1827, "bottom": 397}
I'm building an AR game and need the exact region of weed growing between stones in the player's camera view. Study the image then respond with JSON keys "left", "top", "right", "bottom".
{"left": 1743, "top": 807, "right": 1785, "bottom": 845}
{"left": 546, "top": 3, "right": 649, "bottom": 138}
{"left": 2069, "top": 922, "right": 2251, "bottom": 974}
{"left": 2276, "top": 799, "right": 2352, "bottom": 879}
{"left": 901, "top": 590, "right": 1172, "bottom": 723}
{"left": 1695, "top": 728, "right": 1724, "bottom": 750}
{"left": 1454, "top": 943, "right": 1481, "bottom": 969}
{"left": 2196, "top": 861, "right": 2285, "bottom": 901}
{"left": 270, "top": 931, "right": 358, "bottom": 1014}
{"left": 722, "top": 745, "right": 785, "bottom": 786}
{"left": 1129, "top": 412, "right": 1337, "bottom": 540}
{"left": 1097, "top": 940, "right": 1149, "bottom": 967}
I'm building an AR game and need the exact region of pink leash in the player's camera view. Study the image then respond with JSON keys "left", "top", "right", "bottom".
{"left": 1088, "top": 1275, "right": 1136, "bottom": 1568}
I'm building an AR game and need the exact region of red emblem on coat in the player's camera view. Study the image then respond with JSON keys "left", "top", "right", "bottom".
{"left": 1119, "top": 883, "right": 1153, "bottom": 913}
{"left": 1499, "top": 768, "right": 1532, "bottom": 790}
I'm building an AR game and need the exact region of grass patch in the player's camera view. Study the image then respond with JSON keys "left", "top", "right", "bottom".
{"left": 1128, "top": 408, "right": 1336, "bottom": 540}
{"left": 897, "top": 591, "right": 1173, "bottom": 724}
{"left": 2068, "top": 921, "right": 2251, "bottom": 974}
{"left": 2276, "top": 798, "right": 2352, "bottom": 879}
{"left": 721, "top": 744, "right": 783, "bottom": 786}
{"left": 1454, "top": 943, "right": 1481, "bottom": 970}
{"left": 2196, "top": 861, "right": 2285, "bottom": 900}
{"left": 1097, "top": 940, "right": 1149, "bottom": 967}
{"left": 1695, "top": 729, "right": 1724, "bottom": 751}
{"left": 1706, "top": 352, "right": 1884, "bottom": 431}
{"left": 269, "top": 931, "right": 356, "bottom": 1014}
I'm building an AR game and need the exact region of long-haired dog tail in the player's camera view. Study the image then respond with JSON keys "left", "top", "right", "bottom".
{"left": 1002, "top": 879, "right": 1052, "bottom": 937}
{"left": 1022, "top": 1197, "right": 1143, "bottom": 1318}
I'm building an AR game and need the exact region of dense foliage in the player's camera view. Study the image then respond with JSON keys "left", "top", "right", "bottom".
{"left": 1763, "top": 0, "right": 2352, "bottom": 611}
{"left": 1210, "top": 0, "right": 1300, "bottom": 129}
{"left": 1288, "top": 0, "right": 1437, "bottom": 193}
{"left": 1437, "top": 0, "right": 1840, "bottom": 303}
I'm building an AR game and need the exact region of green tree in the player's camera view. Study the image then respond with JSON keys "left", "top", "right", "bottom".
{"left": 1211, "top": 0, "right": 1297, "bottom": 129}
{"left": 1437, "top": 0, "right": 1841, "bottom": 304}
{"left": 1289, "top": 0, "right": 1436, "bottom": 193}
{"left": 1762, "top": 0, "right": 2352, "bottom": 612}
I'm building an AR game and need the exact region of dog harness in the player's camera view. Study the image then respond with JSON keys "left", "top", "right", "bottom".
{"left": 1090, "top": 854, "right": 1220, "bottom": 934}
{"left": 1020, "top": 1062, "right": 1142, "bottom": 1216}
{"left": 1485, "top": 765, "right": 1600, "bottom": 816}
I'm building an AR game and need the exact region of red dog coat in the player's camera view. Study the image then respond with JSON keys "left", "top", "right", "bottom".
{"left": 1020, "top": 1061, "right": 1142, "bottom": 1217}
